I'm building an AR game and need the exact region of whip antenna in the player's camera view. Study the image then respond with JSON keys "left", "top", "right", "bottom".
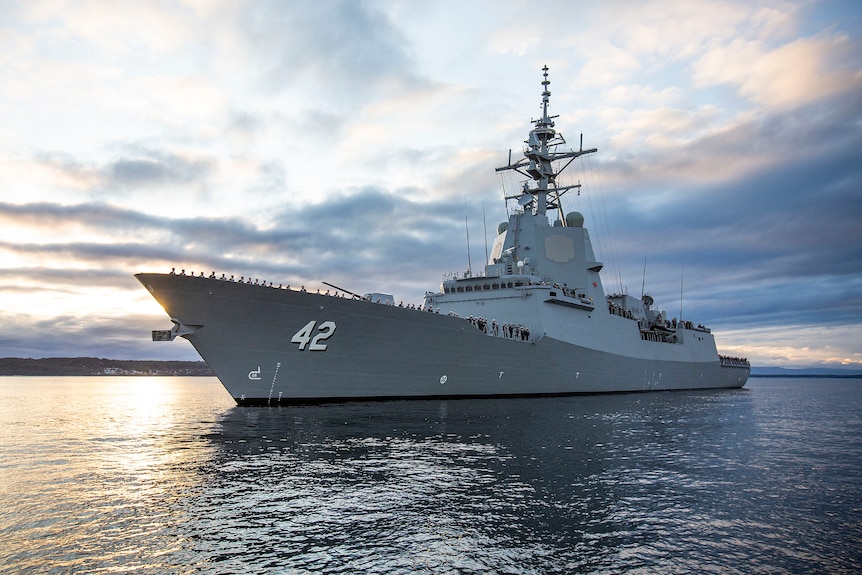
{"left": 464, "top": 200, "right": 472, "bottom": 277}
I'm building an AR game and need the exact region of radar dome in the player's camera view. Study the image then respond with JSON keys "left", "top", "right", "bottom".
{"left": 565, "top": 211, "right": 584, "bottom": 227}
{"left": 497, "top": 222, "right": 508, "bottom": 234}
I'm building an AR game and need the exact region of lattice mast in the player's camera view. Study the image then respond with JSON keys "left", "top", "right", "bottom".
{"left": 496, "top": 66, "right": 597, "bottom": 224}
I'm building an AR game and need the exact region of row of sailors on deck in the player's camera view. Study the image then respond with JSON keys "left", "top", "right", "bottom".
{"left": 169, "top": 268, "right": 534, "bottom": 337}
{"left": 172, "top": 268, "right": 285, "bottom": 286}
{"left": 604, "top": 296, "right": 709, "bottom": 332}
{"left": 551, "top": 283, "right": 587, "bottom": 300}
{"left": 671, "top": 318, "right": 706, "bottom": 330}
{"left": 174, "top": 268, "right": 302, "bottom": 290}
{"left": 649, "top": 318, "right": 709, "bottom": 332}
{"left": 719, "top": 356, "right": 750, "bottom": 367}
{"left": 169, "top": 268, "right": 433, "bottom": 308}
{"left": 463, "top": 315, "right": 531, "bottom": 341}
{"left": 608, "top": 301, "right": 634, "bottom": 319}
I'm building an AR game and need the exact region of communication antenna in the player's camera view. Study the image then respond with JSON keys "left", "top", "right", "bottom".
{"left": 464, "top": 200, "right": 472, "bottom": 277}
{"left": 679, "top": 265, "right": 684, "bottom": 321}
{"left": 641, "top": 243, "right": 648, "bottom": 298}
{"left": 482, "top": 201, "right": 489, "bottom": 265}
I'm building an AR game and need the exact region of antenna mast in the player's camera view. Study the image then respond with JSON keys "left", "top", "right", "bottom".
{"left": 464, "top": 201, "right": 472, "bottom": 277}
{"left": 495, "top": 66, "right": 597, "bottom": 217}
{"left": 679, "top": 265, "right": 684, "bottom": 321}
{"left": 482, "top": 201, "right": 489, "bottom": 265}
{"left": 641, "top": 244, "right": 648, "bottom": 298}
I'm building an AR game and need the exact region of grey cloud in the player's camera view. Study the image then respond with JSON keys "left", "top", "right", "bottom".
{"left": 108, "top": 155, "right": 210, "bottom": 187}
{"left": 32, "top": 151, "right": 100, "bottom": 189}
{"left": 0, "top": 187, "right": 472, "bottom": 297}
{"left": 0, "top": 201, "right": 270, "bottom": 245}
{"left": 228, "top": 110, "right": 262, "bottom": 133}
{"left": 0, "top": 186, "right": 483, "bottom": 361}
{"left": 239, "top": 0, "right": 422, "bottom": 100}
{"left": 0, "top": 311, "right": 202, "bottom": 361}
{"left": 578, "top": 90, "right": 862, "bottom": 336}
{"left": 0, "top": 266, "right": 132, "bottom": 286}
{"left": 33, "top": 147, "right": 216, "bottom": 193}
{"left": 600, "top": 89, "right": 862, "bottom": 260}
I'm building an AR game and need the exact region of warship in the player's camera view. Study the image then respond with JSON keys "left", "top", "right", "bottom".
{"left": 137, "top": 67, "right": 749, "bottom": 405}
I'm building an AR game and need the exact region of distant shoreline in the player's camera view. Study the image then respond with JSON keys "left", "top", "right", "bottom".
{"left": 0, "top": 357, "right": 214, "bottom": 377}
{"left": 749, "top": 374, "right": 862, "bottom": 379}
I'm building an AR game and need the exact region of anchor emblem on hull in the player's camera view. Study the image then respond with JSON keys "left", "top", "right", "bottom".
{"left": 248, "top": 366, "right": 261, "bottom": 380}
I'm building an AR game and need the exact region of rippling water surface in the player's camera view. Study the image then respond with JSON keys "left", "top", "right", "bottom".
{"left": 1, "top": 376, "right": 860, "bottom": 574}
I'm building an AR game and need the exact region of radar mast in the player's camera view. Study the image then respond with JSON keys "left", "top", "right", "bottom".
{"left": 496, "top": 66, "right": 597, "bottom": 223}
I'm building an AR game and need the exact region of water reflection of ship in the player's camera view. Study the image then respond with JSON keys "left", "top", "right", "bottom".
{"left": 199, "top": 390, "right": 754, "bottom": 569}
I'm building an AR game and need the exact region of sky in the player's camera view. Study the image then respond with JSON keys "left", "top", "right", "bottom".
{"left": 1, "top": 0, "right": 860, "bottom": 368}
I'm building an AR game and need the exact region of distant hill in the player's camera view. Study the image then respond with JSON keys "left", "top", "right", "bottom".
{"left": 751, "top": 366, "right": 862, "bottom": 377}
{"left": 0, "top": 357, "right": 215, "bottom": 376}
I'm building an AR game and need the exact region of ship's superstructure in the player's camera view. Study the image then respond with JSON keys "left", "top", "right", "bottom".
{"left": 137, "top": 67, "right": 749, "bottom": 404}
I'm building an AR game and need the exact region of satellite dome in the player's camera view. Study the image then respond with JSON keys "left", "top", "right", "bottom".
{"left": 497, "top": 222, "right": 508, "bottom": 234}
{"left": 565, "top": 211, "right": 584, "bottom": 227}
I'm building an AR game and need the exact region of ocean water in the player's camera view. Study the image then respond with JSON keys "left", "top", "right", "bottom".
{"left": 0, "top": 377, "right": 859, "bottom": 574}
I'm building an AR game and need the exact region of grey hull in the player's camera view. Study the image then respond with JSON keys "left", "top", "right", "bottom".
{"left": 137, "top": 273, "right": 749, "bottom": 405}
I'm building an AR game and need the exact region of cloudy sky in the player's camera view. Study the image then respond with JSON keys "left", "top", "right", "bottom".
{"left": 1, "top": 0, "right": 860, "bottom": 368}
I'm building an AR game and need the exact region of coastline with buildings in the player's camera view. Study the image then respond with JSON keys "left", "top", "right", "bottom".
{"left": 0, "top": 357, "right": 214, "bottom": 377}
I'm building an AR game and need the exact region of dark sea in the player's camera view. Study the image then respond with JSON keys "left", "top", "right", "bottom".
{"left": 0, "top": 376, "right": 860, "bottom": 574}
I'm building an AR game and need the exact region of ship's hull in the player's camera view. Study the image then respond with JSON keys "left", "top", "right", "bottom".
{"left": 137, "top": 273, "right": 749, "bottom": 404}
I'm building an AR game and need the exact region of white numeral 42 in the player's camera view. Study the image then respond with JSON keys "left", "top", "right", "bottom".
{"left": 291, "top": 320, "right": 336, "bottom": 351}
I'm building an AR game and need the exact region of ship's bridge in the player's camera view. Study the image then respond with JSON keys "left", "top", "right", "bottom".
{"left": 440, "top": 273, "right": 542, "bottom": 295}
{"left": 475, "top": 209, "right": 606, "bottom": 304}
